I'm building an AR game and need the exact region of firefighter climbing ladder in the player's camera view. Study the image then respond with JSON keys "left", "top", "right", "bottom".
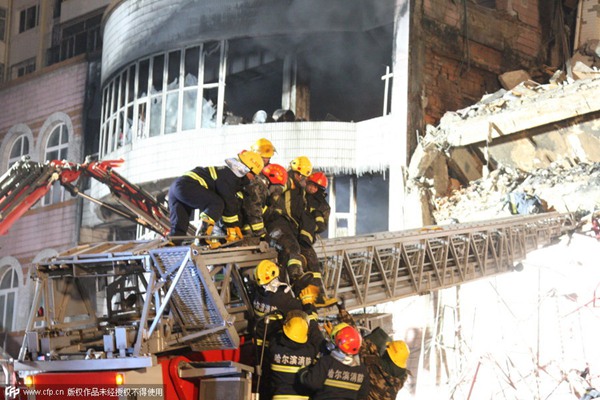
{"left": 15, "top": 211, "right": 572, "bottom": 371}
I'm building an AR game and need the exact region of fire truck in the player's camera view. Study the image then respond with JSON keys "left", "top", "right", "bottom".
{"left": 0, "top": 157, "right": 575, "bottom": 399}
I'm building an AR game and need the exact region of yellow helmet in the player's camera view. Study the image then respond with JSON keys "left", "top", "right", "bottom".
{"left": 251, "top": 138, "right": 276, "bottom": 159}
{"left": 282, "top": 310, "right": 309, "bottom": 343}
{"left": 254, "top": 260, "right": 280, "bottom": 285}
{"left": 238, "top": 150, "right": 264, "bottom": 175}
{"left": 290, "top": 156, "right": 313, "bottom": 177}
{"left": 386, "top": 340, "right": 410, "bottom": 369}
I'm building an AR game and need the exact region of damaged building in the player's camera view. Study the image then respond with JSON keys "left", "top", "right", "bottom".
{"left": 0, "top": 0, "right": 599, "bottom": 398}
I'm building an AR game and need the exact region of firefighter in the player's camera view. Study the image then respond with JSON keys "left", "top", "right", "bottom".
{"left": 167, "top": 150, "right": 263, "bottom": 246}
{"left": 305, "top": 172, "right": 331, "bottom": 236}
{"left": 298, "top": 171, "right": 333, "bottom": 306}
{"left": 251, "top": 137, "right": 276, "bottom": 166}
{"left": 266, "top": 156, "right": 314, "bottom": 284}
{"left": 298, "top": 323, "right": 370, "bottom": 400}
{"left": 268, "top": 310, "right": 320, "bottom": 400}
{"left": 330, "top": 303, "right": 411, "bottom": 400}
{"left": 251, "top": 260, "right": 325, "bottom": 399}
{"left": 242, "top": 163, "right": 288, "bottom": 240}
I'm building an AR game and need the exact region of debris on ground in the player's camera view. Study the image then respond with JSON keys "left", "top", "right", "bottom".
{"left": 431, "top": 162, "right": 600, "bottom": 225}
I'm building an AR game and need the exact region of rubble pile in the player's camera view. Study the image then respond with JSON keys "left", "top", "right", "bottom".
{"left": 431, "top": 162, "right": 600, "bottom": 224}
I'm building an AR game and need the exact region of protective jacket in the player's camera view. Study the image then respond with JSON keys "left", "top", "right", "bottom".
{"left": 252, "top": 283, "right": 303, "bottom": 347}
{"left": 242, "top": 174, "right": 270, "bottom": 237}
{"left": 243, "top": 175, "right": 286, "bottom": 237}
{"left": 281, "top": 174, "right": 313, "bottom": 245}
{"left": 168, "top": 165, "right": 246, "bottom": 237}
{"left": 268, "top": 332, "right": 319, "bottom": 400}
{"left": 361, "top": 340, "right": 409, "bottom": 400}
{"left": 299, "top": 349, "right": 370, "bottom": 400}
{"left": 306, "top": 189, "right": 331, "bottom": 237}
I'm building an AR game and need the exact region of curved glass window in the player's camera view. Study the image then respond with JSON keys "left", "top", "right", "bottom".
{"left": 43, "top": 123, "right": 69, "bottom": 205}
{"left": 100, "top": 41, "right": 231, "bottom": 157}
{"left": 8, "top": 134, "right": 30, "bottom": 168}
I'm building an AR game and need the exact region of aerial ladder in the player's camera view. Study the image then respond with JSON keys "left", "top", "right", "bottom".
{"left": 0, "top": 157, "right": 576, "bottom": 399}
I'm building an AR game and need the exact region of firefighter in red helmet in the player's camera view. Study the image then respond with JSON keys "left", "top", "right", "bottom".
{"left": 265, "top": 156, "right": 314, "bottom": 284}
{"left": 242, "top": 163, "right": 288, "bottom": 240}
{"left": 305, "top": 172, "right": 330, "bottom": 236}
{"left": 299, "top": 323, "right": 370, "bottom": 400}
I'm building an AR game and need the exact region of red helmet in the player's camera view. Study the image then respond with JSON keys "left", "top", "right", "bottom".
{"left": 308, "top": 172, "right": 328, "bottom": 189}
{"left": 332, "top": 324, "right": 362, "bottom": 355}
{"left": 262, "top": 163, "right": 288, "bottom": 186}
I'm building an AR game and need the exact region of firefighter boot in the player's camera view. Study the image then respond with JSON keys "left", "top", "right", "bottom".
{"left": 225, "top": 226, "right": 244, "bottom": 245}
{"left": 195, "top": 214, "right": 220, "bottom": 249}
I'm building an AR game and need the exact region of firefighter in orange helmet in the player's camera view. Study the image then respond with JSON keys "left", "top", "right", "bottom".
{"left": 298, "top": 323, "right": 370, "bottom": 400}
{"left": 167, "top": 150, "right": 263, "bottom": 246}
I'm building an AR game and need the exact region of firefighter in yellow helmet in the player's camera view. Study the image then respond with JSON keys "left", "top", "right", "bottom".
{"left": 167, "top": 150, "right": 263, "bottom": 246}
{"left": 251, "top": 260, "right": 325, "bottom": 399}
{"left": 267, "top": 310, "right": 319, "bottom": 400}
{"left": 250, "top": 137, "right": 276, "bottom": 166}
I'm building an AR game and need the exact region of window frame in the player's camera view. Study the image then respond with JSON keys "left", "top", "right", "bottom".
{"left": 0, "top": 265, "right": 19, "bottom": 333}
{"left": 8, "top": 134, "right": 30, "bottom": 168}
{"left": 18, "top": 4, "right": 39, "bottom": 34}
{"left": 42, "top": 122, "right": 69, "bottom": 206}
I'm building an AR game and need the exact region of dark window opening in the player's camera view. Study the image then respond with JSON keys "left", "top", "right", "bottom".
{"left": 222, "top": 25, "right": 393, "bottom": 124}
{"left": 48, "top": 13, "right": 102, "bottom": 65}
{"left": 19, "top": 5, "right": 38, "bottom": 33}
{"left": 0, "top": 8, "right": 6, "bottom": 41}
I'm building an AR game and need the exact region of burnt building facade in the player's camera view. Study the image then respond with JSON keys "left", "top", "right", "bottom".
{"left": 0, "top": 0, "right": 566, "bottom": 338}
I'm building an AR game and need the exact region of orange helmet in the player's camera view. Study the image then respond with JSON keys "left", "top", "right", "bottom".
{"left": 332, "top": 323, "right": 362, "bottom": 355}
{"left": 307, "top": 172, "right": 328, "bottom": 190}
{"left": 262, "top": 163, "right": 288, "bottom": 186}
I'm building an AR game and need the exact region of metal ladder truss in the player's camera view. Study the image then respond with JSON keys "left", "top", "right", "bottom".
{"left": 16, "top": 240, "right": 277, "bottom": 371}
{"left": 316, "top": 212, "right": 571, "bottom": 310}
{"left": 15, "top": 212, "right": 571, "bottom": 372}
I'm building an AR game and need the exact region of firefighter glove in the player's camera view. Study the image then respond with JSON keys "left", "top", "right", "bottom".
{"left": 299, "top": 285, "right": 319, "bottom": 305}
{"left": 323, "top": 320, "right": 334, "bottom": 336}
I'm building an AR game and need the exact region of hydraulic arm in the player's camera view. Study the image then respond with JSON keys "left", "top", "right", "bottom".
{"left": 0, "top": 157, "right": 178, "bottom": 237}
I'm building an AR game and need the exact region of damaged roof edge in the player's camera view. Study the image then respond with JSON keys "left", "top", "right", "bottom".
{"left": 440, "top": 77, "right": 600, "bottom": 147}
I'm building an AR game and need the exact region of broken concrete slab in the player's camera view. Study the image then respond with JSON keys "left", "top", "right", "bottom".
{"left": 572, "top": 61, "right": 600, "bottom": 80}
{"left": 498, "top": 69, "right": 532, "bottom": 90}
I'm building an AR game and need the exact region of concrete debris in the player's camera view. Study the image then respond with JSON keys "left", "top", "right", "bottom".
{"left": 498, "top": 69, "right": 532, "bottom": 90}
{"left": 431, "top": 162, "right": 600, "bottom": 225}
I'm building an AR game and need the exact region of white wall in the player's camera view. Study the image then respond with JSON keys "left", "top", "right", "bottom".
{"left": 60, "top": 0, "right": 110, "bottom": 23}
